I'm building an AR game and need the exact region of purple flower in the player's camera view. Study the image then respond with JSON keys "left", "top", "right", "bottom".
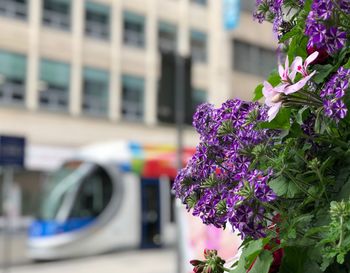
{"left": 334, "top": 100, "right": 348, "bottom": 119}
{"left": 321, "top": 67, "right": 350, "bottom": 121}
{"left": 173, "top": 99, "right": 277, "bottom": 238}
{"left": 253, "top": 0, "right": 285, "bottom": 36}
{"left": 325, "top": 27, "right": 347, "bottom": 54}
{"left": 315, "top": 0, "right": 333, "bottom": 20}
{"left": 305, "top": 1, "right": 347, "bottom": 55}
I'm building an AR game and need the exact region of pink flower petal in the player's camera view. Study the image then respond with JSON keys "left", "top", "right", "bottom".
{"left": 278, "top": 64, "right": 285, "bottom": 80}
{"left": 290, "top": 56, "right": 303, "bottom": 80}
{"left": 284, "top": 71, "right": 316, "bottom": 95}
{"left": 304, "top": 51, "right": 319, "bottom": 68}
{"left": 262, "top": 81, "right": 275, "bottom": 97}
{"left": 268, "top": 102, "right": 282, "bottom": 122}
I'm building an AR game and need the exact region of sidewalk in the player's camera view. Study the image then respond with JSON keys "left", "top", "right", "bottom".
{"left": 8, "top": 248, "right": 176, "bottom": 273}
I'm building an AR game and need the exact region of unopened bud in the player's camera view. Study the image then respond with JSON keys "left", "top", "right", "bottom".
{"left": 190, "top": 260, "right": 203, "bottom": 266}
{"left": 271, "top": 93, "right": 283, "bottom": 103}
{"left": 194, "top": 265, "right": 204, "bottom": 273}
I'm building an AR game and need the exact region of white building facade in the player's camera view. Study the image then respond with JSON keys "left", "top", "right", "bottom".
{"left": 0, "top": 0, "right": 277, "bottom": 161}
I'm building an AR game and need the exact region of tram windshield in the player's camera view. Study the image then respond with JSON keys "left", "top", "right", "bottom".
{"left": 38, "top": 161, "right": 95, "bottom": 220}
{"left": 38, "top": 161, "right": 114, "bottom": 222}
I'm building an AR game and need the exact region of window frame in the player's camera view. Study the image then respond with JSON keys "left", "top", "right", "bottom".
{"left": 123, "top": 11, "right": 146, "bottom": 49}
{"left": 121, "top": 74, "right": 145, "bottom": 122}
{"left": 82, "top": 67, "right": 109, "bottom": 117}
{"left": 0, "top": 50, "right": 27, "bottom": 106}
{"left": 190, "top": 30, "right": 208, "bottom": 63}
{"left": 85, "top": 1, "right": 110, "bottom": 40}
{"left": 233, "top": 39, "right": 277, "bottom": 78}
{"left": 39, "top": 58, "right": 70, "bottom": 112}
{"left": 158, "top": 21, "right": 177, "bottom": 53}
{"left": 0, "top": 0, "right": 28, "bottom": 20}
{"left": 42, "top": 0, "right": 71, "bottom": 31}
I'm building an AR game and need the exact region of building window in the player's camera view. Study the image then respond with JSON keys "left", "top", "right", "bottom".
{"left": 42, "top": 0, "right": 70, "bottom": 31}
{"left": 233, "top": 40, "right": 276, "bottom": 77}
{"left": 0, "top": 50, "right": 26, "bottom": 105}
{"left": 122, "top": 75, "right": 144, "bottom": 122}
{"left": 39, "top": 59, "right": 70, "bottom": 111}
{"left": 82, "top": 67, "right": 109, "bottom": 116}
{"left": 0, "top": 0, "right": 27, "bottom": 20}
{"left": 190, "top": 30, "right": 207, "bottom": 63}
{"left": 85, "top": 1, "right": 110, "bottom": 40}
{"left": 241, "top": 0, "right": 255, "bottom": 12}
{"left": 158, "top": 21, "right": 177, "bottom": 53}
{"left": 123, "top": 11, "right": 145, "bottom": 48}
{"left": 191, "top": 0, "right": 207, "bottom": 6}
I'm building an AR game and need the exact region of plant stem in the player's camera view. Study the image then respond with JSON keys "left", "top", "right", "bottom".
{"left": 284, "top": 171, "right": 319, "bottom": 200}
{"left": 315, "top": 169, "right": 330, "bottom": 202}
{"left": 338, "top": 215, "right": 344, "bottom": 248}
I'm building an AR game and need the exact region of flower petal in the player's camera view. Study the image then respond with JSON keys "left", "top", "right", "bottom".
{"left": 268, "top": 102, "right": 282, "bottom": 122}
{"left": 304, "top": 51, "right": 319, "bottom": 68}
{"left": 262, "top": 81, "right": 274, "bottom": 97}
{"left": 284, "top": 71, "right": 316, "bottom": 95}
{"left": 278, "top": 65, "right": 284, "bottom": 79}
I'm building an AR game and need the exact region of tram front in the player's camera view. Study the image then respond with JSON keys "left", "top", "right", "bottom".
{"left": 27, "top": 160, "right": 130, "bottom": 260}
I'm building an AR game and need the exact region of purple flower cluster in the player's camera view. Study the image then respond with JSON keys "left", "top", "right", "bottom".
{"left": 305, "top": 0, "right": 347, "bottom": 55}
{"left": 253, "top": 0, "right": 285, "bottom": 35}
{"left": 173, "top": 99, "right": 277, "bottom": 239}
{"left": 321, "top": 67, "right": 350, "bottom": 121}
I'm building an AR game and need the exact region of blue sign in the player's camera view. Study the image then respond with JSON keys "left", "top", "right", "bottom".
{"left": 0, "top": 135, "right": 25, "bottom": 167}
{"left": 223, "top": 0, "right": 241, "bottom": 30}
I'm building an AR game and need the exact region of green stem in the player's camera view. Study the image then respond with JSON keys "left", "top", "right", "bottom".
{"left": 283, "top": 97, "right": 321, "bottom": 107}
{"left": 283, "top": 101, "right": 317, "bottom": 108}
{"left": 284, "top": 171, "right": 319, "bottom": 200}
{"left": 315, "top": 169, "right": 330, "bottom": 202}
{"left": 297, "top": 90, "right": 323, "bottom": 103}
{"left": 338, "top": 216, "right": 344, "bottom": 248}
{"left": 287, "top": 93, "right": 323, "bottom": 106}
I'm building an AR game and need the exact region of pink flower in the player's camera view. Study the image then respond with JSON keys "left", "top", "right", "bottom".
{"left": 278, "top": 56, "right": 293, "bottom": 82}
{"left": 262, "top": 81, "right": 284, "bottom": 122}
{"left": 291, "top": 51, "right": 319, "bottom": 77}
{"left": 263, "top": 52, "right": 318, "bottom": 121}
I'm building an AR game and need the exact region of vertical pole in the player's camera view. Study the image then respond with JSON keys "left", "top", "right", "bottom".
{"left": 2, "top": 167, "right": 13, "bottom": 273}
{"left": 175, "top": 55, "right": 185, "bottom": 273}
{"left": 175, "top": 55, "right": 185, "bottom": 171}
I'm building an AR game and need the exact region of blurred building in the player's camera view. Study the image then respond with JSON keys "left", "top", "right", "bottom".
{"left": 0, "top": 0, "right": 276, "bottom": 216}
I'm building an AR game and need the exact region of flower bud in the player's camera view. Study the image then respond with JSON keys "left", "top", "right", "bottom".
{"left": 271, "top": 93, "right": 283, "bottom": 103}
{"left": 190, "top": 260, "right": 203, "bottom": 266}
{"left": 194, "top": 265, "right": 204, "bottom": 273}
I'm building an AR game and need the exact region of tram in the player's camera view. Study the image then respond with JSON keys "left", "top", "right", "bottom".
{"left": 27, "top": 141, "right": 194, "bottom": 260}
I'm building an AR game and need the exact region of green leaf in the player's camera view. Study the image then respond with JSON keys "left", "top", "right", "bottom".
{"left": 248, "top": 251, "right": 273, "bottom": 273}
{"left": 230, "top": 238, "right": 270, "bottom": 273}
{"left": 279, "top": 25, "right": 302, "bottom": 43}
{"left": 279, "top": 247, "right": 308, "bottom": 273}
{"left": 295, "top": 36, "right": 308, "bottom": 59}
{"left": 260, "top": 108, "right": 291, "bottom": 130}
{"left": 243, "top": 238, "right": 271, "bottom": 266}
{"left": 269, "top": 176, "right": 300, "bottom": 198}
{"left": 313, "top": 64, "right": 334, "bottom": 84}
{"left": 253, "top": 84, "right": 264, "bottom": 101}
{"left": 267, "top": 70, "right": 281, "bottom": 87}
{"left": 296, "top": 106, "right": 309, "bottom": 125}
{"left": 343, "top": 58, "right": 350, "bottom": 69}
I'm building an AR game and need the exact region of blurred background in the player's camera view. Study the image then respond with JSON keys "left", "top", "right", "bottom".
{"left": 0, "top": 0, "right": 277, "bottom": 272}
